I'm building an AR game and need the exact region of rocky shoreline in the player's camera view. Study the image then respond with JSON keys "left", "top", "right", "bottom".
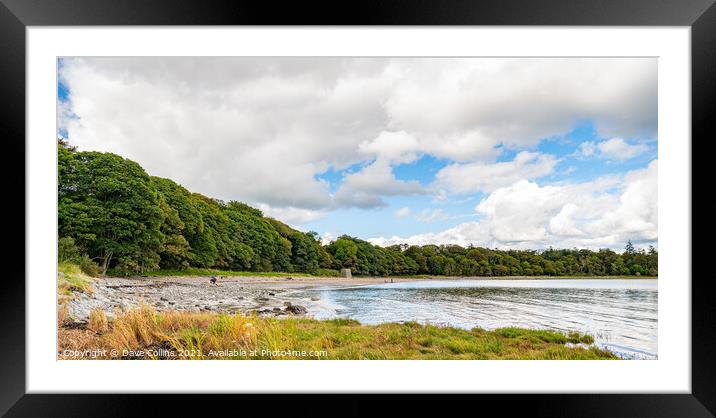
{"left": 63, "top": 275, "right": 330, "bottom": 326}
{"left": 62, "top": 274, "right": 651, "bottom": 327}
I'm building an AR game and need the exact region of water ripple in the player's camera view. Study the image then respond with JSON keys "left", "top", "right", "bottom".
{"left": 315, "top": 279, "right": 658, "bottom": 359}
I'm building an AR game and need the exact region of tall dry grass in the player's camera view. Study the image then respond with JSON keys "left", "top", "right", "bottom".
{"left": 57, "top": 304, "right": 69, "bottom": 328}
{"left": 57, "top": 305, "right": 617, "bottom": 360}
{"left": 88, "top": 308, "right": 109, "bottom": 334}
{"left": 96, "top": 304, "right": 256, "bottom": 359}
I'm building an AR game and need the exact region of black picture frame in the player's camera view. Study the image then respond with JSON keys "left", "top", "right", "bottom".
{"left": 1, "top": 0, "right": 712, "bottom": 416}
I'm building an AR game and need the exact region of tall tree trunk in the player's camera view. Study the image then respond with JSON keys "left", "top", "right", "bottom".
{"left": 100, "top": 252, "right": 113, "bottom": 276}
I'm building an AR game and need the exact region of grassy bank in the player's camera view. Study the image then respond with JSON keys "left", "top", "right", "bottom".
{"left": 104, "top": 265, "right": 656, "bottom": 280}
{"left": 58, "top": 262, "right": 98, "bottom": 327}
{"left": 57, "top": 262, "right": 619, "bottom": 360}
{"left": 108, "top": 267, "right": 340, "bottom": 278}
{"left": 58, "top": 262, "right": 95, "bottom": 298}
{"left": 58, "top": 306, "right": 616, "bottom": 360}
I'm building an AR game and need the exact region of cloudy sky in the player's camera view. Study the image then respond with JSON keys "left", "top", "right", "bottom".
{"left": 58, "top": 57, "right": 657, "bottom": 250}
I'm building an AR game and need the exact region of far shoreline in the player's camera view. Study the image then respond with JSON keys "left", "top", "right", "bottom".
{"left": 114, "top": 273, "right": 658, "bottom": 287}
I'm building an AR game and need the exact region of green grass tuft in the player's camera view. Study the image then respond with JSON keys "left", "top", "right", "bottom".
{"left": 107, "top": 267, "right": 340, "bottom": 278}
{"left": 58, "top": 262, "right": 95, "bottom": 298}
{"left": 58, "top": 307, "right": 617, "bottom": 360}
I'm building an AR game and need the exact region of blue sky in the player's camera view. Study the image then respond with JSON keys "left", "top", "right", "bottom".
{"left": 57, "top": 59, "right": 70, "bottom": 138}
{"left": 299, "top": 120, "right": 656, "bottom": 242}
{"left": 58, "top": 57, "right": 658, "bottom": 250}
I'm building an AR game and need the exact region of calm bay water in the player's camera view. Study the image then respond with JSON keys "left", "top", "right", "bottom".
{"left": 309, "top": 279, "right": 658, "bottom": 359}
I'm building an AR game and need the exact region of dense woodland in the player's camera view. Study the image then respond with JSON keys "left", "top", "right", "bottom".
{"left": 58, "top": 141, "right": 658, "bottom": 277}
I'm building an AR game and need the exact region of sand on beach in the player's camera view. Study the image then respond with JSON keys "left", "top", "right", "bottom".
{"left": 61, "top": 274, "right": 387, "bottom": 325}
{"left": 60, "top": 273, "right": 652, "bottom": 326}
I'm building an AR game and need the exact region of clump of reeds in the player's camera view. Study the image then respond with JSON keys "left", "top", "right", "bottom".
{"left": 88, "top": 308, "right": 109, "bottom": 334}
{"left": 58, "top": 305, "right": 617, "bottom": 360}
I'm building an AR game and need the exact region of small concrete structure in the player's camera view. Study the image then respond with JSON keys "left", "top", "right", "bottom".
{"left": 340, "top": 268, "right": 352, "bottom": 279}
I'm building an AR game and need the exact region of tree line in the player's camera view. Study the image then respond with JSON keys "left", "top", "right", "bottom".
{"left": 328, "top": 238, "right": 657, "bottom": 277}
{"left": 58, "top": 140, "right": 657, "bottom": 277}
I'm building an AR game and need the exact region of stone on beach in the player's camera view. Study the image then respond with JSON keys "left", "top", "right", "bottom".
{"left": 62, "top": 274, "right": 384, "bottom": 324}
{"left": 284, "top": 302, "right": 308, "bottom": 314}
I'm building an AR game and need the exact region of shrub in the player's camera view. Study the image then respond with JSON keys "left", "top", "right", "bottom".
{"left": 58, "top": 236, "right": 81, "bottom": 262}
{"left": 77, "top": 255, "right": 101, "bottom": 277}
{"left": 58, "top": 262, "right": 94, "bottom": 297}
{"left": 58, "top": 236, "right": 101, "bottom": 276}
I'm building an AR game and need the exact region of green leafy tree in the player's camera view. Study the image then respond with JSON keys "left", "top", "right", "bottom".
{"left": 57, "top": 144, "right": 658, "bottom": 278}
{"left": 328, "top": 237, "right": 359, "bottom": 269}
{"left": 155, "top": 194, "right": 192, "bottom": 269}
{"left": 288, "top": 231, "right": 321, "bottom": 273}
{"left": 625, "top": 240, "right": 636, "bottom": 254}
{"left": 58, "top": 147, "right": 164, "bottom": 274}
{"left": 225, "top": 201, "right": 292, "bottom": 271}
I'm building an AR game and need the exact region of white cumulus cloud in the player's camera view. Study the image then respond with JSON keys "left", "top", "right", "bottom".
{"left": 576, "top": 137, "right": 650, "bottom": 161}
{"left": 257, "top": 204, "right": 325, "bottom": 229}
{"left": 434, "top": 151, "right": 558, "bottom": 194}
{"left": 370, "top": 160, "right": 657, "bottom": 250}
{"left": 58, "top": 57, "right": 656, "bottom": 230}
{"left": 415, "top": 208, "right": 450, "bottom": 223}
{"left": 333, "top": 159, "right": 425, "bottom": 208}
{"left": 395, "top": 207, "right": 412, "bottom": 218}
{"left": 359, "top": 130, "right": 420, "bottom": 164}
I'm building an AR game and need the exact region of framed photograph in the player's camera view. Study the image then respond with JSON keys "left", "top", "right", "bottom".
{"left": 2, "top": 0, "right": 713, "bottom": 415}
